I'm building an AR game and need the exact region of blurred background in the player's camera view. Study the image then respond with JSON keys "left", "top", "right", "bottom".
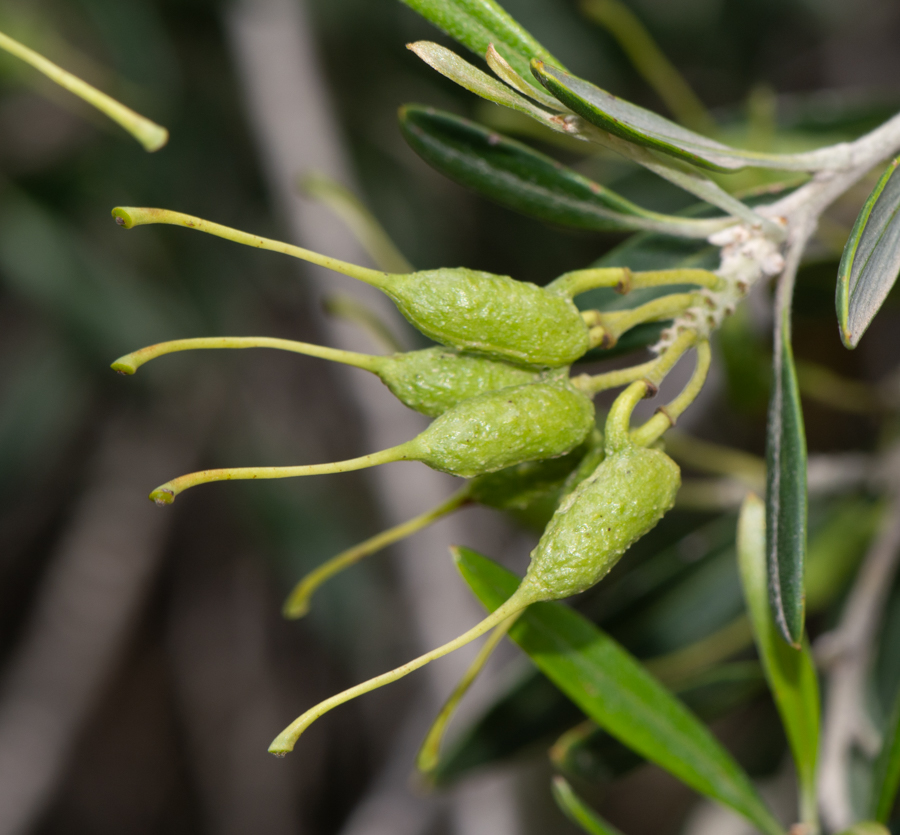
{"left": 1, "top": 0, "right": 900, "bottom": 833}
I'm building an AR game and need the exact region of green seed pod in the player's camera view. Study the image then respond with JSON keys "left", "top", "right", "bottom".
{"left": 518, "top": 443, "right": 681, "bottom": 601}
{"left": 112, "top": 338, "right": 543, "bottom": 419}
{"left": 381, "top": 268, "right": 590, "bottom": 367}
{"left": 412, "top": 379, "right": 595, "bottom": 477}
{"left": 112, "top": 209, "right": 597, "bottom": 368}
{"left": 151, "top": 379, "right": 596, "bottom": 503}
{"left": 284, "top": 431, "right": 601, "bottom": 619}
{"left": 377, "top": 346, "right": 541, "bottom": 416}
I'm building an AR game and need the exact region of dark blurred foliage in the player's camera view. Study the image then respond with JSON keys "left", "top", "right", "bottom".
{"left": 2, "top": 0, "right": 900, "bottom": 833}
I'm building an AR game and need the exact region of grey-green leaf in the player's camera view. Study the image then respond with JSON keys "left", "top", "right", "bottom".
{"left": 765, "top": 307, "right": 808, "bottom": 647}
{"left": 398, "top": 105, "right": 730, "bottom": 237}
{"left": 836, "top": 157, "right": 900, "bottom": 348}
{"left": 531, "top": 62, "right": 846, "bottom": 174}
{"left": 738, "top": 493, "right": 820, "bottom": 827}
{"left": 454, "top": 546, "right": 785, "bottom": 835}
{"left": 552, "top": 777, "right": 625, "bottom": 835}
{"left": 871, "top": 686, "right": 900, "bottom": 822}
{"left": 399, "top": 0, "right": 562, "bottom": 85}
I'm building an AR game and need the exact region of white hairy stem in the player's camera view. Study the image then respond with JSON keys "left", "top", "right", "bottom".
{"left": 816, "top": 472, "right": 900, "bottom": 833}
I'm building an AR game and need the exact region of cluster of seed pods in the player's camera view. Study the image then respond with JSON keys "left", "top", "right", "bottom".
{"left": 111, "top": 206, "right": 714, "bottom": 760}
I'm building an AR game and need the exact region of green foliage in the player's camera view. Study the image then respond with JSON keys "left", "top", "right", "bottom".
{"left": 397, "top": 0, "right": 563, "bottom": 82}
{"left": 15, "top": 1, "right": 900, "bottom": 831}
{"left": 738, "top": 494, "right": 820, "bottom": 827}
{"left": 455, "top": 546, "right": 784, "bottom": 835}
{"left": 837, "top": 156, "right": 900, "bottom": 348}
{"left": 765, "top": 308, "right": 808, "bottom": 647}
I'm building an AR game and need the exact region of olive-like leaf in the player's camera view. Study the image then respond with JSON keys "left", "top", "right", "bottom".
{"left": 765, "top": 307, "right": 808, "bottom": 648}
{"left": 398, "top": 105, "right": 730, "bottom": 238}
{"left": 531, "top": 62, "right": 845, "bottom": 174}
{"left": 738, "top": 494, "right": 820, "bottom": 827}
{"left": 408, "top": 42, "right": 555, "bottom": 125}
{"left": 399, "top": 0, "right": 562, "bottom": 85}
{"left": 437, "top": 500, "right": 874, "bottom": 783}
{"left": 454, "top": 547, "right": 784, "bottom": 835}
{"left": 871, "top": 686, "right": 900, "bottom": 822}
{"left": 836, "top": 157, "right": 900, "bottom": 348}
{"left": 551, "top": 663, "right": 766, "bottom": 785}
{"left": 552, "top": 777, "right": 625, "bottom": 835}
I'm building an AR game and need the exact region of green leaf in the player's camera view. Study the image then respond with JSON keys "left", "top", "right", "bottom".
{"left": 398, "top": 105, "right": 731, "bottom": 238}
{"left": 531, "top": 62, "right": 846, "bottom": 174}
{"left": 454, "top": 546, "right": 784, "bottom": 835}
{"left": 398, "top": 0, "right": 562, "bottom": 84}
{"left": 836, "top": 157, "right": 900, "bottom": 348}
{"left": 408, "top": 42, "right": 556, "bottom": 124}
{"left": 765, "top": 308, "right": 808, "bottom": 647}
{"left": 551, "top": 663, "right": 766, "bottom": 785}
{"left": 552, "top": 777, "right": 625, "bottom": 835}
{"left": 738, "top": 494, "right": 820, "bottom": 828}
{"left": 434, "top": 516, "right": 737, "bottom": 783}
{"left": 871, "top": 686, "right": 900, "bottom": 822}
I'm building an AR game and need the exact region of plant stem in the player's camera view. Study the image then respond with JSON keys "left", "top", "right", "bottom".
{"left": 0, "top": 29, "right": 168, "bottom": 152}
{"left": 416, "top": 610, "right": 522, "bottom": 774}
{"left": 600, "top": 293, "right": 702, "bottom": 344}
{"left": 817, "top": 489, "right": 900, "bottom": 832}
{"left": 631, "top": 269, "right": 724, "bottom": 292}
{"left": 548, "top": 267, "right": 630, "bottom": 298}
{"left": 632, "top": 340, "right": 711, "bottom": 446}
{"left": 111, "top": 207, "right": 392, "bottom": 287}
{"left": 604, "top": 328, "right": 698, "bottom": 451}
{"left": 268, "top": 594, "right": 530, "bottom": 755}
{"left": 571, "top": 358, "right": 658, "bottom": 396}
{"left": 149, "top": 443, "right": 417, "bottom": 505}
{"left": 551, "top": 268, "right": 722, "bottom": 298}
{"left": 111, "top": 336, "right": 384, "bottom": 375}
{"left": 283, "top": 489, "right": 471, "bottom": 618}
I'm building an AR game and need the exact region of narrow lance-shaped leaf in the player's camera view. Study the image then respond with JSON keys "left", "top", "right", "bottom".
{"left": 531, "top": 61, "right": 849, "bottom": 174}
{"left": 738, "top": 493, "right": 820, "bottom": 828}
{"left": 871, "top": 686, "right": 900, "bottom": 822}
{"left": 766, "top": 305, "right": 808, "bottom": 647}
{"left": 398, "top": 105, "right": 733, "bottom": 238}
{"left": 408, "top": 43, "right": 780, "bottom": 232}
{"left": 407, "top": 42, "right": 556, "bottom": 126}
{"left": 836, "top": 157, "right": 900, "bottom": 348}
{"left": 398, "top": 0, "right": 563, "bottom": 85}
{"left": 454, "top": 546, "right": 785, "bottom": 835}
